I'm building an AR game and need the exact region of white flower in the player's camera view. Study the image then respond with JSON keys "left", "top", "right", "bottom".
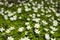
{"left": 6, "top": 27, "right": 15, "bottom": 33}
{"left": 4, "top": 15, "right": 8, "bottom": 20}
{"left": 56, "top": 13, "right": 60, "bottom": 17}
{"left": 10, "top": 17, "right": 14, "bottom": 21}
{"left": 42, "top": 20, "right": 48, "bottom": 25}
{"left": 41, "top": 13, "right": 44, "bottom": 15}
{"left": 34, "top": 29, "right": 40, "bottom": 34}
{"left": 45, "top": 34, "right": 50, "bottom": 40}
{"left": 19, "top": 16, "right": 22, "bottom": 19}
{"left": 17, "top": 8, "right": 22, "bottom": 13}
{"left": 30, "top": 13, "right": 35, "bottom": 18}
{"left": 37, "top": 14, "right": 40, "bottom": 17}
{"left": 8, "top": 12, "right": 15, "bottom": 17}
{"left": 50, "top": 26, "right": 57, "bottom": 31}
{"left": 29, "top": 0, "right": 33, "bottom": 2}
{"left": 29, "top": 14, "right": 32, "bottom": 17}
{"left": 25, "top": 8, "right": 31, "bottom": 12}
{"left": 18, "top": 0, "right": 21, "bottom": 2}
{"left": 8, "top": 3, "right": 13, "bottom": 7}
{"left": 13, "top": 15, "right": 17, "bottom": 20}
{"left": 23, "top": 3, "right": 27, "bottom": 6}
{"left": 6, "top": 29, "right": 10, "bottom": 33}
{"left": 34, "top": 23, "right": 40, "bottom": 28}
{"left": 25, "top": 22, "right": 30, "bottom": 25}
{"left": 46, "top": 11, "right": 49, "bottom": 13}
{"left": 41, "top": 1, "right": 44, "bottom": 5}
{"left": 18, "top": 27, "right": 24, "bottom": 32}
{"left": 0, "top": 27, "right": 5, "bottom": 32}
{"left": 41, "top": 9, "right": 45, "bottom": 12}
{"left": 45, "top": 0, "right": 48, "bottom": 1}
{"left": 20, "top": 37, "right": 30, "bottom": 40}
{"left": 7, "top": 36, "right": 14, "bottom": 40}
{"left": 25, "top": 31, "right": 28, "bottom": 35}
{"left": 46, "top": 14, "right": 51, "bottom": 17}
{"left": 50, "top": 0, "right": 54, "bottom": 4}
{"left": 5, "top": 10, "right": 9, "bottom": 13}
{"left": 32, "top": 14, "right": 36, "bottom": 18}
{"left": 26, "top": 25, "right": 32, "bottom": 30}
{"left": 23, "top": 37, "right": 30, "bottom": 40}
{"left": 25, "top": 8, "right": 29, "bottom": 12}
{"left": 5, "top": 1, "right": 8, "bottom": 6}
{"left": 32, "top": 18, "right": 40, "bottom": 22}
{"left": 33, "top": 7, "right": 38, "bottom": 12}
{"left": 10, "top": 15, "right": 17, "bottom": 21}
{"left": 32, "top": 2, "right": 36, "bottom": 6}
{"left": 51, "top": 8, "right": 56, "bottom": 12}
{"left": 51, "top": 38, "right": 56, "bottom": 40}
{"left": 47, "top": 2, "right": 50, "bottom": 5}
{"left": 27, "top": 18, "right": 30, "bottom": 21}
{"left": 44, "top": 28, "right": 49, "bottom": 32}
{"left": 58, "top": 18, "right": 60, "bottom": 21}
{"left": 0, "top": 2, "right": 3, "bottom": 5}
{"left": 55, "top": 4, "right": 58, "bottom": 7}
{"left": 51, "top": 17, "right": 54, "bottom": 20}
{"left": 27, "top": 3, "right": 31, "bottom": 6}
{"left": 1, "top": 8, "right": 4, "bottom": 13}
{"left": 53, "top": 20, "right": 58, "bottom": 26}
{"left": 9, "top": 27, "right": 15, "bottom": 30}
{"left": 37, "top": 4, "right": 41, "bottom": 9}
{"left": 0, "top": 11, "right": 4, "bottom": 16}
{"left": 8, "top": 13, "right": 13, "bottom": 17}
{"left": 50, "top": 31, "right": 55, "bottom": 34}
{"left": 34, "top": 9, "right": 38, "bottom": 12}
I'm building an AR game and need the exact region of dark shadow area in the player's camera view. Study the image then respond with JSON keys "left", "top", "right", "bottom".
{"left": 57, "top": 2, "right": 60, "bottom": 13}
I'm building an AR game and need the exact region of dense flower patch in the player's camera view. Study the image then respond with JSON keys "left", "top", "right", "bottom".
{"left": 0, "top": 0, "right": 60, "bottom": 40}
